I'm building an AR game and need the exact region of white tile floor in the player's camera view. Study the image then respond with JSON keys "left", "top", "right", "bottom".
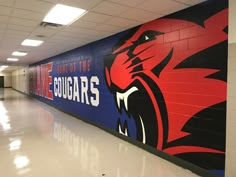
{"left": 0, "top": 88, "right": 199, "bottom": 177}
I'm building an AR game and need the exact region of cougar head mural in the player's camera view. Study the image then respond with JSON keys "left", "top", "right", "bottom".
{"left": 104, "top": 9, "right": 228, "bottom": 160}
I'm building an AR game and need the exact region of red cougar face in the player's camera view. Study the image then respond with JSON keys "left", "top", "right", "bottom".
{"left": 104, "top": 9, "right": 227, "bottom": 152}
{"left": 105, "top": 26, "right": 172, "bottom": 147}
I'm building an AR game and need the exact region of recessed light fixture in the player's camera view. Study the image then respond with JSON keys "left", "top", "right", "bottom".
{"left": 21, "top": 39, "right": 44, "bottom": 47}
{"left": 43, "top": 4, "right": 87, "bottom": 25}
{"left": 0, "top": 65, "right": 8, "bottom": 72}
{"left": 7, "top": 58, "right": 19, "bottom": 62}
{"left": 12, "top": 51, "right": 28, "bottom": 56}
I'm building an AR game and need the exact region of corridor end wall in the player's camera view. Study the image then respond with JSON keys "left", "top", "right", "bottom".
{"left": 29, "top": 0, "right": 228, "bottom": 176}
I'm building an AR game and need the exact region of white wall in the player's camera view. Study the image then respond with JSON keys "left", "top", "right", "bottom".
{"left": 11, "top": 66, "right": 29, "bottom": 94}
{"left": 0, "top": 72, "right": 12, "bottom": 87}
{"left": 225, "top": 0, "right": 236, "bottom": 176}
{"left": 226, "top": 43, "right": 236, "bottom": 177}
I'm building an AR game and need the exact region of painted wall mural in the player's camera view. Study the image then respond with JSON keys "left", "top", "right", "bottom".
{"left": 29, "top": 0, "right": 228, "bottom": 176}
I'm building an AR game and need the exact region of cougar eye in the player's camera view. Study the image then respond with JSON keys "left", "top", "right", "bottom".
{"left": 136, "top": 30, "right": 164, "bottom": 44}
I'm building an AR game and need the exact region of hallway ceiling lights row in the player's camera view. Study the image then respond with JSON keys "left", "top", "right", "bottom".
{"left": 6, "top": 4, "right": 87, "bottom": 63}
{"left": 7, "top": 58, "right": 19, "bottom": 62}
{"left": 12, "top": 51, "right": 28, "bottom": 57}
{"left": 21, "top": 39, "right": 44, "bottom": 47}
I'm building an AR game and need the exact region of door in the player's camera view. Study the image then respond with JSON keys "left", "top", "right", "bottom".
{"left": 0, "top": 76, "right": 4, "bottom": 88}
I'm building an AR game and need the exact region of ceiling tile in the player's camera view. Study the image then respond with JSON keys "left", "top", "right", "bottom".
{"left": 0, "top": 23, "right": 7, "bottom": 30}
{"left": 4, "top": 34, "right": 27, "bottom": 41}
{"left": 12, "top": 9, "right": 45, "bottom": 21}
{"left": 91, "top": 1, "right": 130, "bottom": 16}
{"left": 9, "top": 17, "right": 39, "bottom": 27}
{"left": 0, "top": 37, "right": 22, "bottom": 46}
{"left": 94, "top": 24, "right": 123, "bottom": 32}
{"left": 105, "top": 17, "right": 140, "bottom": 28}
{"left": 15, "top": 0, "right": 54, "bottom": 13}
{"left": 80, "top": 12, "right": 112, "bottom": 23}
{"left": 17, "top": 46, "right": 33, "bottom": 52}
{"left": 64, "top": 27, "right": 106, "bottom": 37}
{"left": 159, "top": 5, "right": 188, "bottom": 15}
{"left": 0, "top": 0, "right": 15, "bottom": 7}
{"left": 41, "top": 0, "right": 59, "bottom": 3}
{"left": 0, "top": 6, "right": 12, "bottom": 16}
{"left": 0, "top": 16, "right": 8, "bottom": 23}
{"left": 136, "top": 0, "right": 189, "bottom": 14}
{"left": 7, "top": 24, "right": 35, "bottom": 32}
{"left": 56, "top": 31, "right": 80, "bottom": 38}
{"left": 3, "top": 34, "right": 25, "bottom": 41}
{"left": 119, "top": 8, "right": 162, "bottom": 23}
{"left": 41, "top": 43, "right": 60, "bottom": 49}
{"left": 57, "top": 31, "right": 96, "bottom": 42}
{"left": 175, "top": 0, "right": 207, "bottom": 5}
{"left": 107, "top": 0, "right": 145, "bottom": 7}
{"left": 6, "top": 29, "right": 30, "bottom": 37}
{"left": 70, "top": 20, "right": 97, "bottom": 28}
{"left": 97, "top": 32, "right": 115, "bottom": 39}
{"left": 59, "top": 0, "right": 103, "bottom": 10}
{"left": 49, "top": 35, "right": 78, "bottom": 43}
{"left": 30, "top": 27, "right": 58, "bottom": 38}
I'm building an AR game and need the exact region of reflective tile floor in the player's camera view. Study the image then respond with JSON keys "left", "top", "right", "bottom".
{"left": 0, "top": 89, "right": 200, "bottom": 177}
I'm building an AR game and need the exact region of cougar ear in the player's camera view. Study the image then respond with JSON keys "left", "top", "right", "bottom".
{"left": 204, "top": 9, "right": 228, "bottom": 31}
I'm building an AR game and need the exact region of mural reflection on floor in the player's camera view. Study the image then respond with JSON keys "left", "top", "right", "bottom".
{"left": 0, "top": 89, "right": 199, "bottom": 177}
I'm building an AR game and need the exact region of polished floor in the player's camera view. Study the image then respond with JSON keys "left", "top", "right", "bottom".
{"left": 0, "top": 88, "right": 199, "bottom": 177}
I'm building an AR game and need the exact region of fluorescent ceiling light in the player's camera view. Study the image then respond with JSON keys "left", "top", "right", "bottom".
{"left": 21, "top": 39, "right": 44, "bottom": 47}
{"left": 7, "top": 58, "right": 19, "bottom": 62}
{"left": 12, "top": 51, "right": 28, "bottom": 56}
{"left": 0, "top": 65, "right": 8, "bottom": 72}
{"left": 0, "top": 65, "right": 8, "bottom": 68}
{"left": 43, "top": 4, "right": 87, "bottom": 25}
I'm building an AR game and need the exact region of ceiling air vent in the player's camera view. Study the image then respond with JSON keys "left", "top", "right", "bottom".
{"left": 40, "top": 22, "right": 63, "bottom": 28}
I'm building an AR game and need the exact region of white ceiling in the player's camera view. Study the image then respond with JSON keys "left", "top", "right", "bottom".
{"left": 0, "top": 0, "right": 206, "bottom": 67}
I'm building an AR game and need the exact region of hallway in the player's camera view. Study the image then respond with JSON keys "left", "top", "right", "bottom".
{"left": 0, "top": 89, "right": 199, "bottom": 177}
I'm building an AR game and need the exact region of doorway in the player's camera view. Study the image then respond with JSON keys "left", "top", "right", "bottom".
{"left": 0, "top": 76, "right": 4, "bottom": 88}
